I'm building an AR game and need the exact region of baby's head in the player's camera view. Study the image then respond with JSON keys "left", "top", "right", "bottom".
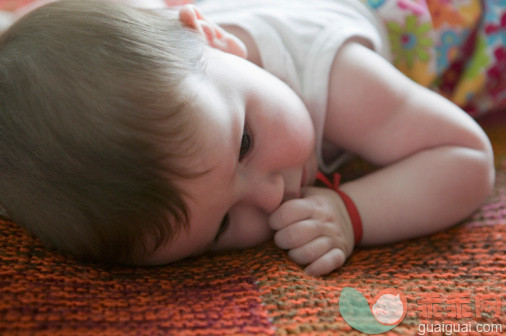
{"left": 0, "top": 0, "right": 315, "bottom": 265}
{"left": 0, "top": 0, "right": 209, "bottom": 263}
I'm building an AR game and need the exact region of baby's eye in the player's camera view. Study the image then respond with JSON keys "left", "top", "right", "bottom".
{"left": 239, "top": 123, "right": 253, "bottom": 161}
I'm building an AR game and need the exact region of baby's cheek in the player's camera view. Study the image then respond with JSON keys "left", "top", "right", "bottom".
{"left": 287, "top": 118, "right": 315, "bottom": 166}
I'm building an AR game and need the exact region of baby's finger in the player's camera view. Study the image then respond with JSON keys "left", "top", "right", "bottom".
{"left": 287, "top": 236, "right": 333, "bottom": 265}
{"left": 274, "top": 219, "right": 321, "bottom": 249}
{"left": 303, "top": 248, "right": 346, "bottom": 277}
{"left": 268, "top": 198, "right": 313, "bottom": 230}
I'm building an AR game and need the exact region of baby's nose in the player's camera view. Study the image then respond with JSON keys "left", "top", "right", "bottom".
{"left": 245, "top": 173, "right": 284, "bottom": 214}
{"left": 281, "top": 169, "right": 302, "bottom": 202}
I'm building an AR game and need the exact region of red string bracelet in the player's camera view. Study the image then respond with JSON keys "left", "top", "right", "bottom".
{"left": 315, "top": 171, "right": 363, "bottom": 246}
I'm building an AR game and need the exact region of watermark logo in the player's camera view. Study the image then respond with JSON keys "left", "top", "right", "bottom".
{"left": 339, "top": 287, "right": 407, "bottom": 334}
{"left": 416, "top": 292, "right": 501, "bottom": 319}
{"left": 340, "top": 289, "right": 503, "bottom": 335}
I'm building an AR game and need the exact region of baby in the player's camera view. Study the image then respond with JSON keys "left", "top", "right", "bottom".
{"left": 0, "top": 0, "right": 496, "bottom": 276}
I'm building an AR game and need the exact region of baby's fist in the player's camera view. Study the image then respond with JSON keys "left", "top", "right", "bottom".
{"left": 268, "top": 187, "right": 355, "bottom": 276}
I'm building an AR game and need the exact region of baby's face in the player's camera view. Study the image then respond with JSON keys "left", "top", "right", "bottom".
{"left": 144, "top": 47, "right": 317, "bottom": 264}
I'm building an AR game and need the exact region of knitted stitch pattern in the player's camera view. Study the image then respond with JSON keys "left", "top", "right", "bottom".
{"left": 1, "top": 110, "right": 505, "bottom": 335}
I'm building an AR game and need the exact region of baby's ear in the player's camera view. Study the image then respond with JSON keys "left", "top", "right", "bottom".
{"left": 178, "top": 4, "right": 202, "bottom": 31}
{"left": 178, "top": 4, "right": 247, "bottom": 58}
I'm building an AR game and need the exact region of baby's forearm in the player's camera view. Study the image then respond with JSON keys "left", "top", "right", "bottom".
{"left": 340, "top": 145, "right": 494, "bottom": 246}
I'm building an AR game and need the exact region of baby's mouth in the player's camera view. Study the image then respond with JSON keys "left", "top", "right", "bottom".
{"left": 281, "top": 168, "right": 305, "bottom": 203}
{"left": 282, "top": 190, "right": 301, "bottom": 203}
{"left": 301, "top": 166, "right": 308, "bottom": 187}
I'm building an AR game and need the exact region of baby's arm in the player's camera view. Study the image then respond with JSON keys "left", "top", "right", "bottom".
{"left": 269, "top": 42, "right": 494, "bottom": 276}
{"left": 324, "top": 42, "right": 494, "bottom": 245}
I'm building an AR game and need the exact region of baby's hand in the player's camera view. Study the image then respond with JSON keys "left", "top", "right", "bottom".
{"left": 268, "top": 187, "right": 355, "bottom": 276}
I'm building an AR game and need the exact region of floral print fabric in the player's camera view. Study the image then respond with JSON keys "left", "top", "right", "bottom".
{"left": 362, "top": 0, "right": 505, "bottom": 116}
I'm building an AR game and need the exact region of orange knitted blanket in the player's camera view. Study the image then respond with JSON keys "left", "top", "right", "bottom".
{"left": 1, "top": 110, "right": 504, "bottom": 335}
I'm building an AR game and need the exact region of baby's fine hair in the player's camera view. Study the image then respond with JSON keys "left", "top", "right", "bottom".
{"left": 0, "top": 0, "right": 206, "bottom": 263}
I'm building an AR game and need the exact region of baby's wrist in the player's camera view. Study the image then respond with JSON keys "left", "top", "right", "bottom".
{"left": 315, "top": 172, "right": 363, "bottom": 248}
{"left": 335, "top": 187, "right": 363, "bottom": 247}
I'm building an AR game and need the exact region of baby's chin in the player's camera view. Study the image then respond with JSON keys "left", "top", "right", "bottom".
{"left": 211, "top": 228, "right": 275, "bottom": 252}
